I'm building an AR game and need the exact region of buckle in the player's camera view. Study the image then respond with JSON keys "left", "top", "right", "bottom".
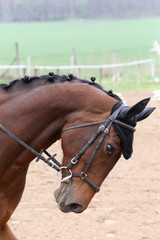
{"left": 104, "top": 128, "right": 109, "bottom": 134}
{"left": 81, "top": 172, "right": 87, "bottom": 180}
{"left": 71, "top": 157, "right": 78, "bottom": 165}
{"left": 99, "top": 125, "right": 105, "bottom": 132}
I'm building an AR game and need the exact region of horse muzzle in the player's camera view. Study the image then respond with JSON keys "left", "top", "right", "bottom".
{"left": 54, "top": 181, "right": 83, "bottom": 213}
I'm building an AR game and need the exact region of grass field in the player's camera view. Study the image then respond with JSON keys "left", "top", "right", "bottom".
{"left": 0, "top": 18, "right": 160, "bottom": 91}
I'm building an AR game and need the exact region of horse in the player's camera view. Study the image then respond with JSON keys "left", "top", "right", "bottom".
{"left": 0, "top": 72, "right": 155, "bottom": 239}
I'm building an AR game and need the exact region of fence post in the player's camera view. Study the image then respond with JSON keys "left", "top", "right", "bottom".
{"left": 56, "top": 69, "right": 60, "bottom": 75}
{"left": 15, "top": 42, "right": 20, "bottom": 78}
{"left": 113, "top": 53, "right": 117, "bottom": 81}
{"left": 23, "top": 68, "right": 26, "bottom": 76}
{"left": 137, "top": 64, "right": 140, "bottom": 84}
{"left": 71, "top": 48, "right": 77, "bottom": 73}
{"left": 116, "top": 67, "right": 121, "bottom": 85}
{"left": 77, "top": 68, "right": 81, "bottom": 78}
{"left": 27, "top": 56, "right": 31, "bottom": 76}
{"left": 99, "top": 68, "right": 103, "bottom": 84}
{"left": 151, "top": 60, "right": 156, "bottom": 82}
{"left": 34, "top": 68, "right": 38, "bottom": 76}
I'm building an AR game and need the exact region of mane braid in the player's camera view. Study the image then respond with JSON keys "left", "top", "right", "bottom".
{"left": 0, "top": 73, "right": 121, "bottom": 101}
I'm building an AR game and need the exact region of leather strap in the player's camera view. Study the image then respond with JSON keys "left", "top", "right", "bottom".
{"left": 0, "top": 124, "right": 61, "bottom": 172}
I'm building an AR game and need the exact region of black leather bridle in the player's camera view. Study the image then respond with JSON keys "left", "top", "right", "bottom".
{"left": 0, "top": 102, "right": 135, "bottom": 193}
{"left": 60, "top": 102, "right": 135, "bottom": 192}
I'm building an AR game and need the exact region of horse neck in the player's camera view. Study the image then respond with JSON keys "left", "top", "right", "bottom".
{"left": 0, "top": 84, "right": 76, "bottom": 150}
{"left": 0, "top": 83, "right": 115, "bottom": 168}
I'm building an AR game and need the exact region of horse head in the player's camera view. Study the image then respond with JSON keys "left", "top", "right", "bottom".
{"left": 55, "top": 96, "right": 155, "bottom": 213}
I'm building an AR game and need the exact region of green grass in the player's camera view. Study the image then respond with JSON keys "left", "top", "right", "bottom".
{"left": 101, "top": 77, "right": 160, "bottom": 92}
{"left": 0, "top": 19, "right": 160, "bottom": 91}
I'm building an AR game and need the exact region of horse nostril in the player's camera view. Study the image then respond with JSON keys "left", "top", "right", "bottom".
{"left": 68, "top": 203, "right": 82, "bottom": 213}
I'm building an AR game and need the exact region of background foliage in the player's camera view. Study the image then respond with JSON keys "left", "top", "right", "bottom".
{"left": 0, "top": 0, "right": 160, "bottom": 22}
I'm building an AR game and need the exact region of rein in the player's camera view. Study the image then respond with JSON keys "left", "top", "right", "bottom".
{"left": 0, "top": 124, "right": 62, "bottom": 171}
{"left": 0, "top": 102, "right": 135, "bottom": 193}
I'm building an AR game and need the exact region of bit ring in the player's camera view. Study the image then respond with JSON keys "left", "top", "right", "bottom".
{"left": 57, "top": 166, "right": 72, "bottom": 182}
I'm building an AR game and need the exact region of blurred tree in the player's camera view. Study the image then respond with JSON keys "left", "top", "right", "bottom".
{"left": 75, "top": 0, "right": 87, "bottom": 18}
{"left": 0, "top": 0, "right": 160, "bottom": 22}
{"left": 0, "top": 0, "right": 12, "bottom": 21}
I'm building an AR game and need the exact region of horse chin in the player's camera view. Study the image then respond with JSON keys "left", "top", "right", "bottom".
{"left": 54, "top": 180, "right": 90, "bottom": 214}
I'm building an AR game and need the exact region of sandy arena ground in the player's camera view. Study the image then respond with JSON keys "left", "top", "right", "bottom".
{"left": 9, "top": 91, "right": 160, "bottom": 240}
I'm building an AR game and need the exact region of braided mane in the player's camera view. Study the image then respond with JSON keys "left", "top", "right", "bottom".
{"left": 0, "top": 73, "right": 121, "bottom": 101}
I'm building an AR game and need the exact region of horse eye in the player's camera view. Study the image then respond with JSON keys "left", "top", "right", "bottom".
{"left": 106, "top": 144, "right": 115, "bottom": 156}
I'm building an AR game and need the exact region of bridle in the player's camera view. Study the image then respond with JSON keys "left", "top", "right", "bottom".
{"left": 0, "top": 102, "right": 135, "bottom": 193}
{"left": 60, "top": 102, "right": 135, "bottom": 192}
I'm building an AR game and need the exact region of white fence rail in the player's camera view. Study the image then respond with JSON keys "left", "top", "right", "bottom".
{"left": 0, "top": 58, "right": 156, "bottom": 85}
{"left": 0, "top": 65, "right": 26, "bottom": 69}
{"left": 34, "top": 59, "right": 155, "bottom": 70}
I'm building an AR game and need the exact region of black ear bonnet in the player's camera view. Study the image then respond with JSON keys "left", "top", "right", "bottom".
{"left": 110, "top": 99, "right": 155, "bottom": 160}
{"left": 111, "top": 102, "right": 136, "bottom": 160}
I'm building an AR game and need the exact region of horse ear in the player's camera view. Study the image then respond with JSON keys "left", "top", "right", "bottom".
{"left": 137, "top": 107, "right": 156, "bottom": 121}
{"left": 120, "top": 98, "right": 150, "bottom": 119}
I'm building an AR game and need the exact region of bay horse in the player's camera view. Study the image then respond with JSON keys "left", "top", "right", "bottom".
{"left": 0, "top": 73, "right": 155, "bottom": 239}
